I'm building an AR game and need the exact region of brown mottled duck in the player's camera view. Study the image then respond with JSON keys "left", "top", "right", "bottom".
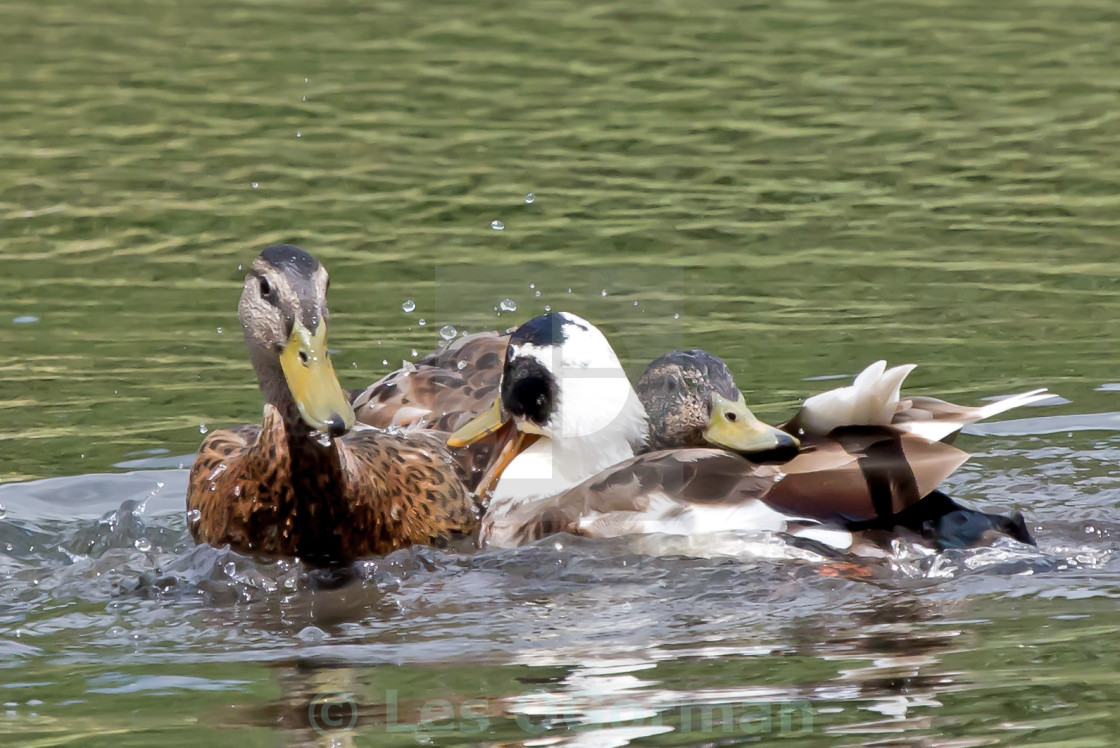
{"left": 187, "top": 245, "right": 478, "bottom": 565}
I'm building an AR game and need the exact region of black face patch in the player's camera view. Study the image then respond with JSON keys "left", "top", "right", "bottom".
{"left": 510, "top": 313, "right": 587, "bottom": 348}
{"left": 260, "top": 244, "right": 320, "bottom": 281}
{"left": 501, "top": 355, "right": 558, "bottom": 426}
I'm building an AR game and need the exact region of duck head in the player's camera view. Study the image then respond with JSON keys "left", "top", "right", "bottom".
{"left": 637, "top": 349, "right": 798, "bottom": 460}
{"left": 448, "top": 312, "right": 647, "bottom": 496}
{"left": 239, "top": 244, "right": 354, "bottom": 437}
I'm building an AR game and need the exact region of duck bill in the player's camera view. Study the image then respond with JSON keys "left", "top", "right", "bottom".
{"left": 279, "top": 319, "right": 355, "bottom": 436}
{"left": 447, "top": 398, "right": 508, "bottom": 447}
{"left": 704, "top": 392, "right": 799, "bottom": 457}
{"left": 475, "top": 427, "right": 540, "bottom": 499}
{"left": 447, "top": 399, "right": 540, "bottom": 498}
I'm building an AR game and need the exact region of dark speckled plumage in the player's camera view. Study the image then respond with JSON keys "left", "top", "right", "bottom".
{"left": 351, "top": 330, "right": 513, "bottom": 492}
{"left": 188, "top": 406, "right": 475, "bottom": 565}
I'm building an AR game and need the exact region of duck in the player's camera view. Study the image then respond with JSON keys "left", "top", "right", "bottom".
{"left": 451, "top": 333, "right": 1042, "bottom": 552}
{"left": 187, "top": 245, "right": 478, "bottom": 565}
{"left": 637, "top": 350, "right": 1040, "bottom": 550}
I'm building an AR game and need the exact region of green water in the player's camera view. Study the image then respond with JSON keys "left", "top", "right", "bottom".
{"left": 3, "top": 0, "right": 1120, "bottom": 745}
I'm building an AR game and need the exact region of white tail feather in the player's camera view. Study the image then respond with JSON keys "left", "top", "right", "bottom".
{"left": 974, "top": 388, "right": 1053, "bottom": 419}
{"left": 799, "top": 362, "right": 1051, "bottom": 442}
{"left": 895, "top": 388, "right": 1052, "bottom": 442}
{"left": 799, "top": 360, "right": 917, "bottom": 433}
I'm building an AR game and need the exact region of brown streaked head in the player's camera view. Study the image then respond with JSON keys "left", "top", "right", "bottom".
{"left": 636, "top": 349, "right": 799, "bottom": 459}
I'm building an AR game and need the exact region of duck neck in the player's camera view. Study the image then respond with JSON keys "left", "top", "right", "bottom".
{"left": 249, "top": 348, "right": 344, "bottom": 486}
{"left": 249, "top": 347, "right": 306, "bottom": 431}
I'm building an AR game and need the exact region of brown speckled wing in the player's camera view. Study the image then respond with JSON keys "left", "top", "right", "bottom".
{"left": 351, "top": 330, "right": 513, "bottom": 492}
{"left": 351, "top": 330, "right": 510, "bottom": 432}
{"left": 338, "top": 428, "right": 480, "bottom": 549}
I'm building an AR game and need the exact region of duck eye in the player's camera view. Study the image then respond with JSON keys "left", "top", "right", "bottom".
{"left": 259, "top": 277, "right": 271, "bottom": 297}
{"left": 664, "top": 375, "right": 679, "bottom": 394}
{"left": 298, "top": 351, "right": 309, "bottom": 365}
{"left": 725, "top": 411, "right": 738, "bottom": 422}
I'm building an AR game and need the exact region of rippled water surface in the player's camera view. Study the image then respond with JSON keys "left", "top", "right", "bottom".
{"left": 3, "top": 0, "right": 1120, "bottom": 744}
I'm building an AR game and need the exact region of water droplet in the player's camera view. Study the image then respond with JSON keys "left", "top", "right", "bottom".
{"left": 439, "top": 325, "right": 457, "bottom": 341}
{"left": 381, "top": 359, "right": 389, "bottom": 366}
{"left": 457, "top": 361, "right": 467, "bottom": 370}
{"left": 674, "top": 313, "right": 680, "bottom": 319}
{"left": 491, "top": 220, "right": 505, "bottom": 231}
{"left": 186, "top": 509, "right": 201, "bottom": 524}
{"left": 500, "top": 298, "right": 517, "bottom": 312}
{"left": 301, "top": 95, "right": 306, "bottom": 102}
{"left": 601, "top": 289, "right": 608, "bottom": 297}
{"left": 233, "top": 486, "right": 241, "bottom": 497}
{"left": 223, "top": 561, "right": 237, "bottom": 577}
{"left": 251, "top": 182, "right": 259, "bottom": 189}
{"left": 418, "top": 318, "right": 426, "bottom": 326}
{"left": 296, "top": 131, "right": 302, "bottom": 138}
{"left": 304, "top": 77, "right": 309, "bottom": 83}
{"left": 525, "top": 192, "right": 535, "bottom": 204}
{"left": 297, "top": 625, "right": 327, "bottom": 643}
{"left": 238, "top": 264, "right": 242, "bottom": 271}
{"left": 216, "top": 326, "right": 223, "bottom": 334}
{"left": 529, "top": 283, "right": 535, "bottom": 289}
{"left": 411, "top": 349, "right": 418, "bottom": 357}
{"left": 0, "top": 505, "right": 6, "bottom": 520}
{"left": 314, "top": 431, "right": 331, "bottom": 448}
{"left": 199, "top": 423, "right": 208, "bottom": 434}
{"left": 134, "top": 538, "right": 151, "bottom": 552}
{"left": 567, "top": 288, "right": 572, "bottom": 294}
{"left": 12, "top": 316, "right": 38, "bottom": 325}
{"left": 534, "top": 290, "right": 541, "bottom": 298}
{"left": 402, "top": 299, "right": 416, "bottom": 313}
{"left": 351, "top": 362, "right": 357, "bottom": 368}
{"left": 633, "top": 300, "right": 639, "bottom": 306}
{"left": 544, "top": 304, "right": 551, "bottom": 312}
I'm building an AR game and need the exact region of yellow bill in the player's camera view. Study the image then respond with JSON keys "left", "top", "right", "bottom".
{"left": 447, "top": 397, "right": 542, "bottom": 498}
{"left": 279, "top": 319, "right": 355, "bottom": 436}
{"left": 447, "top": 398, "right": 507, "bottom": 447}
{"left": 704, "top": 392, "right": 799, "bottom": 455}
